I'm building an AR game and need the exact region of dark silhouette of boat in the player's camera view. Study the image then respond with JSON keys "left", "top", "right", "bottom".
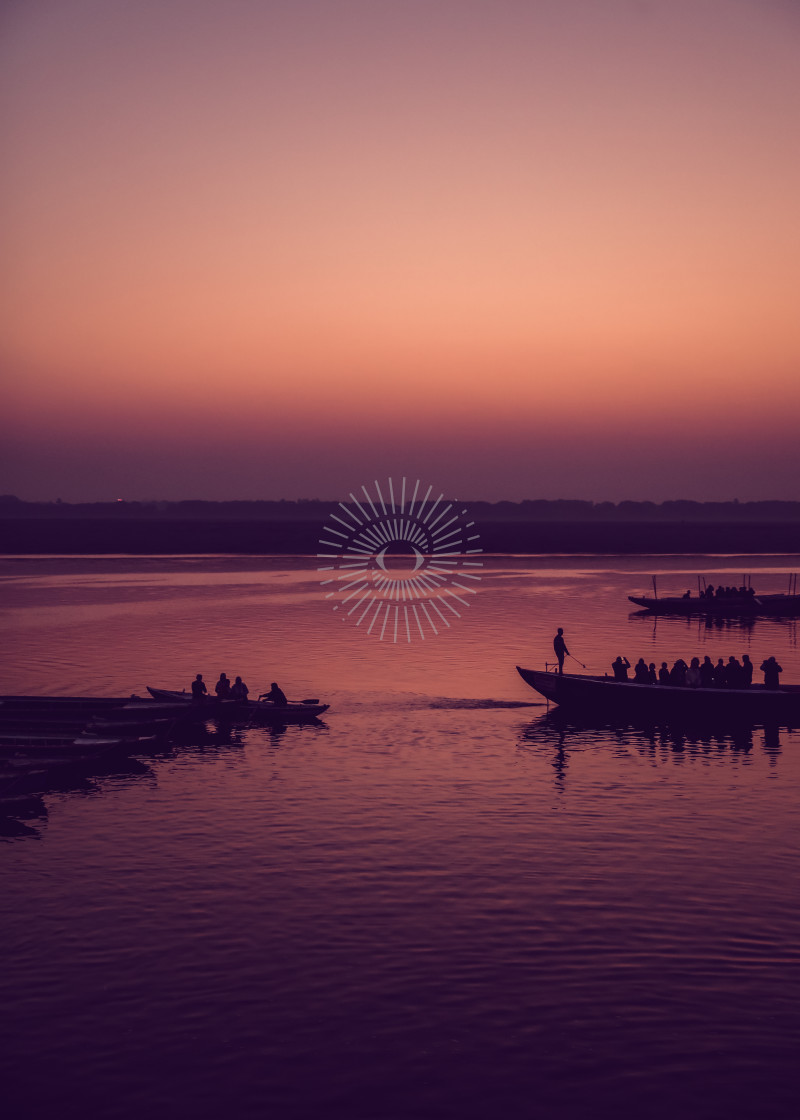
{"left": 1, "top": 690, "right": 329, "bottom": 723}
{"left": 516, "top": 666, "right": 800, "bottom": 722}
{"left": 628, "top": 593, "right": 800, "bottom": 617}
{"left": 0, "top": 695, "right": 176, "bottom": 742}
{"left": 0, "top": 695, "right": 135, "bottom": 715}
{"left": 0, "top": 732, "right": 137, "bottom": 767}
{"left": 145, "top": 687, "right": 329, "bottom": 721}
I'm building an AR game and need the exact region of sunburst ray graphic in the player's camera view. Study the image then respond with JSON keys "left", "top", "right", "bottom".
{"left": 318, "top": 476, "right": 483, "bottom": 643}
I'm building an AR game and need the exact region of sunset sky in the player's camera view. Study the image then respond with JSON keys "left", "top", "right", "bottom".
{"left": 2, "top": 0, "right": 799, "bottom": 502}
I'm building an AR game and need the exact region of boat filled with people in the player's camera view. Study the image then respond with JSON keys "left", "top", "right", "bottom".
{"left": 0, "top": 678, "right": 330, "bottom": 778}
{"left": 629, "top": 578, "right": 800, "bottom": 616}
{"left": 145, "top": 687, "right": 329, "bottom": 721}
{"left": 516, "top": 664, "right": 800, "bottom": 722}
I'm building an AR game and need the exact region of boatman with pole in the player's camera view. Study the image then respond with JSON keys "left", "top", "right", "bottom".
{"left": 553, "top": 628, "right": 569, "bottom": 674}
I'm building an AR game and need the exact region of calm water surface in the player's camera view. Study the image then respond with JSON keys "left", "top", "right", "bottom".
{"left": 2, "top": 555, "right": 800, "bottom": 1119}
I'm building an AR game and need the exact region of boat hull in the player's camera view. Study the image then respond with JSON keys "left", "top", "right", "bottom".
{"left": 0, "top": 734, "right": 130, "bottom": 767}
{"left": 145, "top": 688, "right": 329, "bottom": 721}
{"left": 516, "top": 666, "right": 800, "bottom": 723}
{"left": 628, "top": 595, "right": 800, "bottom": 617}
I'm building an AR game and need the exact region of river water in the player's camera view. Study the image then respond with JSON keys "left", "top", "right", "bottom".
{"left": 2, "top": 554, "right": 800, "bottom": 1119}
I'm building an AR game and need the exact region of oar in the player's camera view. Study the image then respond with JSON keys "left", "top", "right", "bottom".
{"left": 569, "top": 654, "right": 587, "bottom": 669}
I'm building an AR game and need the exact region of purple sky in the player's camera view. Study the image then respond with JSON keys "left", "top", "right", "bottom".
{"left": 2, "top": 0, "right": 800, "bottom": 502}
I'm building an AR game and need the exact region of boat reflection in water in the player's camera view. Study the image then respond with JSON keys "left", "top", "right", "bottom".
{"left": 0, "top": 755, "right": 154, "bottom": 840}
{"left": 0, "top": 711, "right": 328, "bottom": 840}
{"left": 518, "top": 709, "right": 786, "bottom": 793}
{"left": 629, "top": 608, "right": 759, "bottom": 636}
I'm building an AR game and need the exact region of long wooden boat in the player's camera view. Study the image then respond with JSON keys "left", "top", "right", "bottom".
{"left": 86, "top": 716, "right": 174, "bottom": 737}
{"left": 0, "top": 696, "right": 135, "bottom": 711}
{"left": 628, "top": 594, "right": 800, "bottom": 617}
{"left": 0, "top": 733, "right": 132, "bottom": 767}
{"left": 516, "top": 666, "right": 800, "bottom": 722}
{"left": 145, "top": 687, "right": 329, "bottom": 721}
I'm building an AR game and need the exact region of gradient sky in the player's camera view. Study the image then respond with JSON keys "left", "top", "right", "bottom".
{"left": 2, "top": 0, "right": 799, "bottom": 502}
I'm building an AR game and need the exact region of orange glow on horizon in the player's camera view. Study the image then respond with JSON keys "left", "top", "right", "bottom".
{"left": 2, "top": 0, "right": 800, "bottom": 501}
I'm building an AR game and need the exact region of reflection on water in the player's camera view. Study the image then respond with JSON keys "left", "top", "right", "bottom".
{"left": 519, "top": 713, "right": 789, "bottom": 793}
{"left": 0, "top": 714, "right": 328, "bottom": 840}
{"left": 0, "top": 754, "right": 155, "bottom": 840}
{"left": 3, "top": 555, "right": 800, "bottom": 1119}
{"left": 632, "top": 608, "right": 800, "bottom": 641}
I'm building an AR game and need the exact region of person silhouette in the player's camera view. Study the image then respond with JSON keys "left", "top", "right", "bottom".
{"left": 553, "top": 628, "right": 570, "bottom": 674}
{"left": 669, "top": 659, "right": 687, "bottom": 686}
{"left": 725, "top": 656, "right": 742, "bottom": 689}
{"left": 612, "top": 656, "right": 631, "bottom": 681}
{"left": 686, "top": 657, "right": 702, "bottom": 687}
{"left": 760, "top": 657, "right": 782, "bottom": 690}
{"left": 230, "top": 675, "right": 249, "bottom": 701}
{"left": 700, "top": 656, "right": 715, "bottom": 687}
{"left": 191, "top": 673, "right": 207, "bottom": 702}
{"left": 633, "top": 658, "right": 649, "bottom": 683}
{"left": 260, "top": 681, "right": 288, "bottom": 706}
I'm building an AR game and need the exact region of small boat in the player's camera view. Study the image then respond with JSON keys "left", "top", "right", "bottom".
{"left": 145, "top": 687, "right": 329, "bottom": 722}
{"left": 146, "top": 687, "right": 211, "bottom": 703}
{"left": 0, "top": 733, "right": 131, "bottom": 767}
{"left": 0, "top": 695, "right": 135, "bottom": 712}
{"left": 0, "top": 696, "right": 175, "bottom": 742}
{"left": 516, "top": 666, "right": 800, "bottom": 723}
{"left": 628, "top": 594, "right": 800, "bottom": 617}
{"left": 85, "top": 716, "right": 175, "bottom": 737}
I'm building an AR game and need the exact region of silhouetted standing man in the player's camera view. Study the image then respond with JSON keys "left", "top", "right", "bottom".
{"left": 760, "top": 657, "right": 782, "bottom": 690}
{"left": 553, "top": 628, "right": 569, "bottom": 674}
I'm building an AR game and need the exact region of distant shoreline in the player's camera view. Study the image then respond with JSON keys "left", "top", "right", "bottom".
{"left": 3, "top": 517, "right": 799, "bottom": 555}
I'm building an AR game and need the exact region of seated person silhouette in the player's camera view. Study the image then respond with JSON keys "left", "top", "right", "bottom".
{"left": 191, "top": 674, "right": 207, "bottom": 702}
{"left": 230, "top": 676, "right": 249, "bottom": 701}
{"left": 260, "top": 682, "right": 288, "bottom": 706}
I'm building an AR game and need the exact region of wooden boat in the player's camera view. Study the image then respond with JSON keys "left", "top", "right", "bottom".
{"left": 516, "top": 666, "right": 800, "bottom": 723}
{"left": 86, "top": 716, "right": 175, "bottom": 737}
{"left": 0, "top": 733, "right": 132, "bottom": 767}
{"left": 628, "top": 593, "right": 800, "bottom": 617}
{"left": 0, "top": 695, "right": 135, "bottom": 712}
{"left": 145, "top": 687, "right": 329, "bottom": 721}
{"left": 0, "top": 696, "right": 175, "bottom": 741}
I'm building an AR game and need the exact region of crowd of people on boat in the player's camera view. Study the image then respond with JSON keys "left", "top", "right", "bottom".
{"left": 683, "top": 584, "right": 757, "bottom": 600}
{"left": 609, "top": 654, "right": 783, "bottom": 689}
{"left": 190, "top": 673, "right": 288, "bottom": 705}
{"left": 553, "top": 628, "right": 784, "bottom": 690}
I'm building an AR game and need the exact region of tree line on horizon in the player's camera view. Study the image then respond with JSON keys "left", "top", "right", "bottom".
{"left": 2, "top": 495, "right": 800, "bottom": 522}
